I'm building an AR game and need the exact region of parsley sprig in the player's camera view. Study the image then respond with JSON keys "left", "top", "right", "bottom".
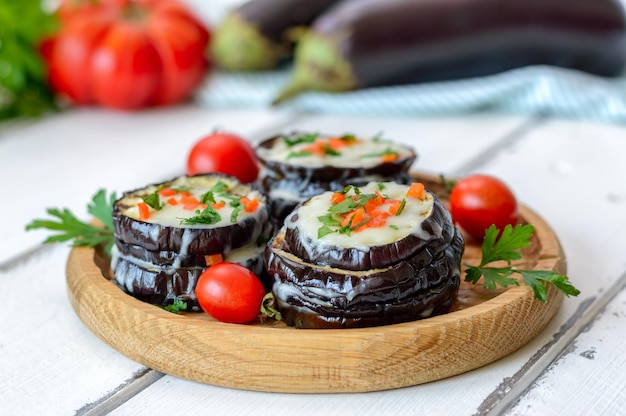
{"left": 25, "top": 189, "right": 117, "bottom": 254}
{"left": 465, "top": 224, "right": 580, "bottom": 302}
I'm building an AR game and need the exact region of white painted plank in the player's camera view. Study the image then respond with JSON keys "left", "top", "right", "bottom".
{"left": 505, "top": 282, "right": 626, "bottom": 416}
{"left": 0, "top": 244, "right": 153, "bottom": 415}
{"left": 0, "top": 105, "right": 294, "bottom": 265}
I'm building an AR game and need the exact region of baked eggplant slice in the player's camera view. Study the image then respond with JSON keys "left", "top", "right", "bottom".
{"left": 113, "top": 174, "right": 271, "bottom": 254}
{"left": 256, "top": 132, "right": 417, "bottom": 222}
{"left": 113, "top": 242, "right": 269, "bottom": 310}
{"left": 283, "top": 181, "right": 454, "bottom": 271}
{"left": 111, "top": 174, "right": 274, "bottom": 308}
{"left": 265, "top": 181, "right": 464, "bottom": 329}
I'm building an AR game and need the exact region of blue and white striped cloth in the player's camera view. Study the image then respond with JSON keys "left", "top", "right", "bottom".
{"left": 195, "top": 65, "right": 626, "bottom": 125}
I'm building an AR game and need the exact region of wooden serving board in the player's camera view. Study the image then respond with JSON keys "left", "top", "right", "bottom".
{"left": 66, "top": 175, "right": 566, "bottom": 393}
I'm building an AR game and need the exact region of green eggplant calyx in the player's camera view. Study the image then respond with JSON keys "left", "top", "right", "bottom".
{"left": 211, "top": 13, "right": 286, "bottom": 71}
{"left": 273, "top": 33, "right": 357, "bottom": 105}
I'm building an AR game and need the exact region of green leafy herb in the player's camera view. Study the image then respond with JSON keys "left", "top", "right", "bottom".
{"left": 211, "top": 181, "right": 229, "bottom": 193}
{"left": 142, "top": 191, "right": 164, "bottom": 210}
{"left": 339, "top": 133, "right": 357, "bottom": 143}
{"left": 328, "top": 193, "right": 375, "bottom": 215}
{"left": 377, "top": 183, "right": 386, "bottom": 191}
{"left": 320, "top": 143, "right": 341, "bottom": 156}
{"left": 259, "top": 293, "right": 282, "bottom": 322}
{"left": 284, "top": 132, "right": 318, "bottom": 147}
{"left": 162, "top": 299, "right": 188, "bottom": 314}
{"left": 395, "top": 199, "right": 406, "bottom": 216}
{"left": 199, "top": 191, "right": 216, "bottom": 205}
{"left": 389, "top": 224, "right": 399, "bottom": 230}
{"left": 465, "top": 224, "right": 581, "bottom": 302}
{"left": 230, "top": 204, "right": 243, "bottom": 223}
{"left": 287, "top": 150, "right": 313, "bottom": 159}
{"left": 361, "top": 146, "right": 399, "bottom": 159}
{"left": 180, "top": 205, "right": 221, "bottom": 225}
{"left": 0, "top": 0, "right": 59, "bottom": 121}
{"left": 25, "top": 189, "right": 117, "bottom": 254}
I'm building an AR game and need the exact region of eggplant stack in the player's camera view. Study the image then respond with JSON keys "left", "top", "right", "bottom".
{"left": 256, "top": 131, "right": 417, "bottom": 223}
{"left": 265, "top": 181, "right": 464, "bottom": 329}
{"left": 111, "top": 174, "right": 273, "bottom": 311}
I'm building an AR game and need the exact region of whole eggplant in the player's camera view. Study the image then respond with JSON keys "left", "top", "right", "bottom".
{"left": 211, "top": 0, "right": 342, "bottom": 70}
{"left": 274, "top": 0, "right": 626, "bottom": 103}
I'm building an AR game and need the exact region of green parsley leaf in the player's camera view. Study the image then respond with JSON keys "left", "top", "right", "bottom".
{"left": 464, "top": 224, "right": 581, "bottom": 302}
{"left": 211, "top": 181, "right": 229, "bottom": 193}
{"left": 287, "top": 150, "right": 313, "bottom": 159}
{"left": 318, "top": 225, "right": 335, "bottom": 239}
{"left": 142, "top": 191, "right": 164, "bottom": 210}
{"left": 162, "top": 299, "right": 188, "bottom": 314}
{"left": 199, "top": 191, "right": 216, "bottom": 205}
{"left": 519, "top": 270, "right": 581, "bottom": 303}
{"left": 230, "top": 204, "right": 243, "bottom": 223}
{"left": 320, "top": 143, "right": 341, "bottom": 156}
{"left": 396, "top": 198, "right": 406, "bottom": 216}
{"left": 181, "top": 205, "right": 221, "bottom": 225}
{"left": 25, "top": 189, "right": 116, "bottom": 254}
{"left": 284, "top": 132, "right": 319, "bottom": 147}
{"left": 361, "top": 146, "right": 399, "bottom": 159}
{"left": 479, "top": 224, "right": 532, "bottom": 266}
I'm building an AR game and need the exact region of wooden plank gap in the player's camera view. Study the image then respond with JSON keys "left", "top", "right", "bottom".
{"left": 475, "top": 270, "right": 626, "bottom": 415}
{"left": 451, "top": 116, "right": 547, "bottom": 177}
{"left": 0, "top": 244, "right": 55, "bottom": 273}
{"left": 75, "top": 368, "right": 164, "bottom": 416}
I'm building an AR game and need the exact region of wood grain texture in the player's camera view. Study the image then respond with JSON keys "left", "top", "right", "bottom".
{"left": 65, "top": 176, "right": 565, "bottom": 394}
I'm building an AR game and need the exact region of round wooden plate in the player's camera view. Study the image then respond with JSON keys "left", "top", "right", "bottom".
{"left": 66, "top": 175, "right": 566, "bottom": 393}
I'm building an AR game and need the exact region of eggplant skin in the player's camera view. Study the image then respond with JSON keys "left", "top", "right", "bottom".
{"left": 275, "top": 0, "right": 626, "bottom": 102}
{"left": 265, "top": 226, "right": 464, "bottom": 329}
{"left": 237, "top": 0, "right": 341, "bottom": 44}
{"left": 211, "top": 0, "right": 342, "bottom": 70}
{"left": 113, "top": 251, "right": 271, "bottom": 309}
{"left": 284, "top": 194, "right": 454, "bottom": 271}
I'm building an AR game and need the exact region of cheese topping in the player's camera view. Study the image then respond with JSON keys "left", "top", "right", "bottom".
{"left": 257, "top": 133, "right": 414, "bottom": 168}
{"left": 288, "top": 181, "right": 434, "bottom": 252}
{"left": 120, "top": 175, "right": 264, "bottom": 228}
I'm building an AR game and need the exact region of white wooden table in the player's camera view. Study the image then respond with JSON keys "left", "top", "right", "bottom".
{"left": 1, "top": 105, "right": 625, "bottom": 415}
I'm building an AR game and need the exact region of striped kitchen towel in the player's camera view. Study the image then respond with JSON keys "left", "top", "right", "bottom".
{"left": 195, "top": 65, "right": 626, "bottom": 125}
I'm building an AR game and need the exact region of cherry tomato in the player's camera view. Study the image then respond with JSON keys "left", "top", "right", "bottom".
{"left": 187, "top": 132, "right": 260, "bottom": 183}
{"left": 46, "top": 0, "right": 210, "bottom": 110}
{"left": 195, "top": 262, "right": 266, "bottom": 324}
{"left": 449, "top": 174, "right": 519, "bottom": 240}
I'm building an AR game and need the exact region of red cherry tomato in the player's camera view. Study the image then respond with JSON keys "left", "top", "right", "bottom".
{"left": 195, "top": 262, "right": 266, "bottom": 324}
{"left": 46, "top": 0, "right": 210, "bottom": 110}
{"left": 187, "top": 132, "right": 260, "bottom": 183}
{"left": 449, "top": 174, "right": 519, "bottom": 240}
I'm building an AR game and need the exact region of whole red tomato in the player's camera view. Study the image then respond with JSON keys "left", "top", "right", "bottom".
{"left": 187, "top": 132, "right": 260, "bottom": 183}
{"left": 46, "top": 0, "right": 210, "bottom": 109}
{"left": 195, "top": 262, "right": 266, "bottom": 324}
{"left": 449, "top": 174, "right": 519, "bottom": 240}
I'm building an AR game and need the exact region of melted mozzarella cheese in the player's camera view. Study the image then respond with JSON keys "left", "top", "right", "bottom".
{"left": 289, "top": 181, "right": 434, "bottom": 251}
{"left": 120, "top": 176, "right": 265, "bottom": 228}
{"left": 257, "top": 135, "right": 413, "bottom": 168}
